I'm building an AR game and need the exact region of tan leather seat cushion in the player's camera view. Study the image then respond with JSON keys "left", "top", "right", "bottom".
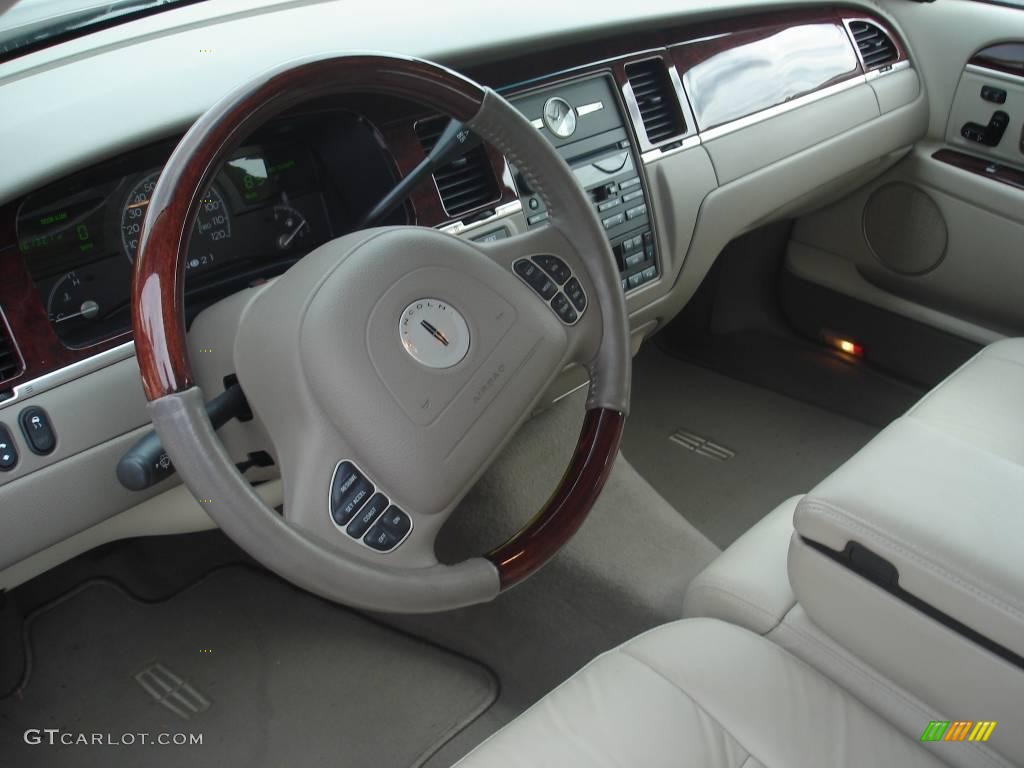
{"left": 455, "top": 618, "right": 949, "bottom": 767}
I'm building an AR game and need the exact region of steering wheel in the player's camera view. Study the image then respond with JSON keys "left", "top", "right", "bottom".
{"left": 132, "top": 54, "right": 630, "bottom": 613}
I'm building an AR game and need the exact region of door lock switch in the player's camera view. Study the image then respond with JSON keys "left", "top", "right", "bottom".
{"left": 980, "top": 85, "right": 1007, "bottom": 104}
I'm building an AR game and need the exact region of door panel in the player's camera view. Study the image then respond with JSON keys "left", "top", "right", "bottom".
{"left": 787, "top": 0, "right": 1024, "bottom": 341}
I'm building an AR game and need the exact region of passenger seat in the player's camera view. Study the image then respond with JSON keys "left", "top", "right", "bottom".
{"left": 683, "top": 338, "right": 1024, "bottom": 768}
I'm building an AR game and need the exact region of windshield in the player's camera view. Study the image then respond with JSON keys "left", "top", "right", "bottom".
{"left": 0, "top": 0, "right": 205, "bottom": 59}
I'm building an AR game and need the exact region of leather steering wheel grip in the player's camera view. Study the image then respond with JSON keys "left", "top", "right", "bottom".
{"left": 132, "top": 53, "right": 630, "bottom": 610}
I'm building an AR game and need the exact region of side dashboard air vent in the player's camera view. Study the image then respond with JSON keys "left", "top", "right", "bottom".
{"left": 625, "top": 58, "right": 686, "bottom": 144}
{"left": 414, "top": 117, "right": 499, "bottom": 218}
{"left": 849, "top": 20, "right": 899, "bottom": 70}
{"left": 0, "top": 309, "right": 25, "bottom": 384}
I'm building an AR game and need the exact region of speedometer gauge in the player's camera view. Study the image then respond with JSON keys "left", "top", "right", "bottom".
{"left": 120, "top": 172, "right": 232, "bottom": 268}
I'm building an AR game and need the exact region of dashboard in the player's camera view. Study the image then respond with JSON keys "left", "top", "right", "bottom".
{"left": 0, "top": 0, "right": 931, "bottom": 579}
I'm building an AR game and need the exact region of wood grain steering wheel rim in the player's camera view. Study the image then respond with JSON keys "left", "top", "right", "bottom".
{"left": 132, "top": 53, "right": 629, "bottom": 610}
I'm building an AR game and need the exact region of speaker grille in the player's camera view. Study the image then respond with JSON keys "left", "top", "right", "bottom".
{"left": 863, "top": 183, "right": 946, "bottom": 276}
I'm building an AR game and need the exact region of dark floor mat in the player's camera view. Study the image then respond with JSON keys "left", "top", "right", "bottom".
{"left": 622, "top": 345, "right": 878, "bottom": 546}
{"left": 0, "top": 567, "right": 496, "bottom": 768}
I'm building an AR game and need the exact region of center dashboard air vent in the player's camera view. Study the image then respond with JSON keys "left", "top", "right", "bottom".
{"left": 849, "top": 20, "right": 899, "bottom": 71}
{"left": 624, "top": 58, "right": 687, "bottom": 145}
{"left": 0, "top": 308, "right": 25, "bottom": 385}
{"left": 414, "top": 116, "right": 499, "bottom": 218}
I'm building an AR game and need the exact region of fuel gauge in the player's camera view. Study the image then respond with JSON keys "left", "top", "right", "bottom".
{"left": 273, "top": 204, "right": 309, "bottom": 250}
{"left": 44, "top": 255, "right": 130, "bottom": 347}
{"left": 48, "top": 271, "right": 100, "bottom": 325}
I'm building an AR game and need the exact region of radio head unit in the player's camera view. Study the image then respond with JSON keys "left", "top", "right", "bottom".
{"left": 511, "top": 75, "right": 659, "bottom": 293}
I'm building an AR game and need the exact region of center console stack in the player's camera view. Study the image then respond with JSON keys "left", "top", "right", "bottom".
{"left": 511, "top": 76, "right": 659, "bottom": 293}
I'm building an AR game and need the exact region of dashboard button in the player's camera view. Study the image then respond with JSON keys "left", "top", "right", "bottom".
{"left": 19, "top": 407, "right": 56, "bottom": 456}
{"left": 513, "top": 259, "right": 557, "bottom": 300}
{"left": 642, "top": 265, "right": 658, "bottom": 282}
{"left": 628, "top": 272, "right": 644, "bottom": 289}
{"left": 626, "top": 204, "right": 647, "bottom": 220}
{"left": 533, "top": 255, "right": 571, "bottom": 284}
{"left": 619, "top": 177, "right": 641, "bottom": 191}
{"left": 564, "top": 277, "right": 587, "bottom": 312}
{"left": 527, "top": 211, "right": 550, "bottom": 225}
{"left": 597, "top": 198, "right": 621, "bottom": 212}
{"left": 330, "top": 462, "right": 373, "bottom": 526}
{"left": 550, "top": 293, "right": 578, "bottom": 324}
{"left": 0, "top": 424, "right": 18, "bottom": 471}
{"left": 346, "top": 492, "right": 389, "bottom": 539}
{"left": 602, "top": 213, "right": 625, "bottom": 230}
{"left": 621, "top": 190, "right": 644, "bottom": 204}
{"left": 472, "top": 227, "right": 509, "bottom": 243}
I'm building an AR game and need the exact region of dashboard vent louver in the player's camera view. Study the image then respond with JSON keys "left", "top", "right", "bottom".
{"left": 850, "top": 20, "right": 898, "bottom": 70}
{"left": 0, "top": 309, "right": 24, "bottom": 384}
{"left": 625, "top": 59, "right": 686, "bottom": 144}
{"left": 414, "top": 117, "right": 499, "bottom": 218}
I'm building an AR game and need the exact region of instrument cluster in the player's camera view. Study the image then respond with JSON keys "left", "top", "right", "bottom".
{"left": 14, "top": 109, "right": 401, "bottom": 349}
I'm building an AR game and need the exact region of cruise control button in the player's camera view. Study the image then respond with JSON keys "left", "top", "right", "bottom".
{"left": 19, "top": 407, "right": 56, "bottom": 455}
{"left": 564, "top": 277, "right": 587, "bottom": 312}
{"left": 533, "top": 254, "right": 571, "bottom": 284}
{"left": 378, "top": 506, "right": 412, "bottom": 538}
{"left": 0, "top": 424, "right": 18, "bottom": 471}
{"left": 346, "top": 492, "right": 388, "bottom": 538}
{"left": 364, "top": 522, "right": 401, "bottom": 552}
{"left": 550, "top": 292, "right": 578, "bottom": 324}
{"left": 330, "top": 462, "right": 374, "bottom": 526}
{"left": 513, "top": 259, "right": 557, "bottom": 300}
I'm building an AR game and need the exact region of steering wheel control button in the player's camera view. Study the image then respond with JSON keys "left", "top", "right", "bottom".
{"left": 513, "top": 258, "right": 586, "bottom": 325}
{"left": 514, "top": 259, "right": 557, "bottom": 300}
{"left": 399, "top": 299, "right": 471, "bottom": 370}
{"left": 346, "top": 492, "right": 389, "bottom": 539}
{"left": 364, "top": 507, "right": 411, "bottom": 552}
{"left": 378, "top": 506, "right": 412, "bottom": 536}
{"left": 564, "top": 277, "right": 587, "bottom": 313}
{"left": 19, "top": 407, "right": 56, "bottom": 456}
{"left": 330, "top": 462, "right": 374, "bottom": 526}
{"left": 550, "top": 293, "right": 578, "bottom": 325}
{"left": 0, "top": 424, "right": 18, "bottom": 471}
{"left": 364, "top": 524, "right": 400, "bottom": 552}
{"left": 533, "top": 255, "right": 571, "bottom": 284}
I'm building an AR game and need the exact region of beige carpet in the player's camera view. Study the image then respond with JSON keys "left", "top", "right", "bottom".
{"left": 0, "top": 567, "right": 496, "bottom": 768}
